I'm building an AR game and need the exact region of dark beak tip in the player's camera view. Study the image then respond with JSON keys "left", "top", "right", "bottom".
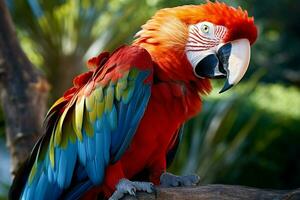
{"left": 219, "top": 81, "right": 234, "bottom": 94}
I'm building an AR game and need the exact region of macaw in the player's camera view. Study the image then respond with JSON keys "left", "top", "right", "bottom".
{"left": 9, "top": 2, "right": 257, "bottom": 200}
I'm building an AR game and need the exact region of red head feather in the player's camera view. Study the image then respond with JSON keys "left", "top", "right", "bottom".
{"left": 134, "top": 2, "right": 257, "bottom": 94}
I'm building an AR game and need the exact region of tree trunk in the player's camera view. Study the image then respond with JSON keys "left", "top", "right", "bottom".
{"left": 0, "top": 0, "right": 49, "bottom": 175}
{"left": 47, "top": 54, "right": 83, "bottom": 102}
{"left": 123, "top": 185, "right": 300, "bottom": 200}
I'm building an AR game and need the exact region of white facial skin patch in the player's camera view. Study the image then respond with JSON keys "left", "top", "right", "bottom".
{"left": 185, "top": 21, "right": 227, "bottom": 71}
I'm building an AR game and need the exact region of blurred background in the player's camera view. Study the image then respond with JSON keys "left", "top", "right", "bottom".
{"left": 0, "top": 0, "right": 300, "bottom": 199}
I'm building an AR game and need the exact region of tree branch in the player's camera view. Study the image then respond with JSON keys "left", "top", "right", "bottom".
{"left": 0, "top": 0, "right": 49, "bottom": 175}
{"left": 123, "top": 185, "right": 300, "bottom": 200}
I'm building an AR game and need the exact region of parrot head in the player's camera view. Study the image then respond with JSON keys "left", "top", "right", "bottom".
{"left": 134, "top": 1, "right": 257, "bottom": 93}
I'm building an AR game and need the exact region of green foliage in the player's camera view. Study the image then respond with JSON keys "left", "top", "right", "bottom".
{"left": 9, "top": 0, "right": 160, "bottom": 100}
{"left": 170, "top": 77, "right": 300, "bottom": 189}
{"left": 10, "top": 0, "right": 157, "bottom": 68}
{"left": 0, "top": 183, "right": 9, "bottom": 200}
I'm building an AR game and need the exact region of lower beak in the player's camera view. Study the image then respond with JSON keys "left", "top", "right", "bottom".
{"left": 194, "top": 39, "right": 251, "bottom": 93}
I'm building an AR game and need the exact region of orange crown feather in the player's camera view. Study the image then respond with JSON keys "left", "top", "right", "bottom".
{"left": 135, "top": 2, "right": 257, "bottom": 45}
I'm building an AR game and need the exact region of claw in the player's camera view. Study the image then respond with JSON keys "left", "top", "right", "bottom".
{"left": 128, "top": 188, "right": 136, "bottom": 196}
{"left": 109, "top": 179, "right": 155, "bottom": 200}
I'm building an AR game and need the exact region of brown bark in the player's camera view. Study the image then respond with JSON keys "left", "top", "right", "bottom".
{"left": 123, "top": 185, "right": 300, "bottom": 200}
{"left": 47, "top": 54, "right": 83, "bottom": 102}
{"left": 0, "top": 0, "right": 49, "bottom": 175}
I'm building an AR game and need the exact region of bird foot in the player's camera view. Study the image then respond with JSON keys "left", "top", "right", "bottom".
{"left": 109, "top": 178, "right": 155, "bottom": 200}
{"left": 160, "top": 172, "right": 200, "bottom": 187}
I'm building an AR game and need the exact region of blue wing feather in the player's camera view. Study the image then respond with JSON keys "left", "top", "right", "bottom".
{"left": 11, "top": 46, "right": 153, "bottom": 200}
{"left": 111, "top": 70, "right": 151, "bottom": 161}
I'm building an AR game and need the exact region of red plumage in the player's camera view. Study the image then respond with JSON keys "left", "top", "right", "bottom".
{"left": 81, "top": 2, "right": 257, "bottom": 199}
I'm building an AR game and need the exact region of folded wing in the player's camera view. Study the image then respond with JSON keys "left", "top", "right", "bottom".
{"left": 9, "top": 45, "right": 153, "bottom": 200}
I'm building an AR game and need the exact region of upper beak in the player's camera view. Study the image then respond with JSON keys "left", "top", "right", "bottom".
{"left": 194, "top": 39, "right": 251, "bottom": 93}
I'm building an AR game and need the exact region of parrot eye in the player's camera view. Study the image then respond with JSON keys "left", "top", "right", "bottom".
{"left": 201, "top": 24, "right": 210, "bottom": 33}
